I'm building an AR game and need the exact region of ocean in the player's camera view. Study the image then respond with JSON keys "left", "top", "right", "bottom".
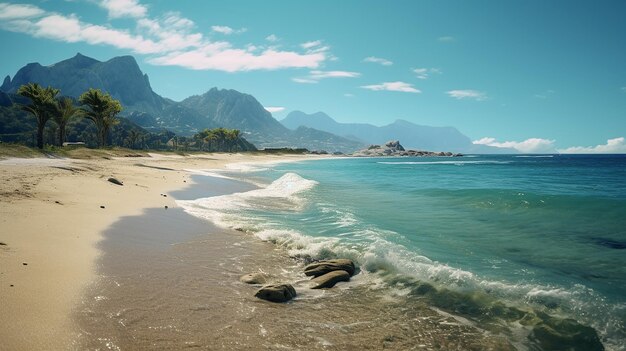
{"left": 178, "top": 154, "right": 626, "bottom": 350}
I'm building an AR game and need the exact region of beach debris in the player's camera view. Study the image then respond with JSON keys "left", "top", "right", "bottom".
{"left": 10, "top": 284, "right": 13, "bottom": 287}
{"left": 107, "top": 177, "right": 123, "bottom": 186}
{"left": 100, "top": 205, "right": 105, "bottom": 209}
{"left": 309, "top": 270, "right": 350, "bottom": 289}
{"left": 255, "top": 284, "right": 296, "bottom": 303}
{"left": 22, "top": 262, "right": 27, "bottom": 266}
{"left": 164, "top": 205, "right": 168, "bottom": 209}
{"left": 0, "top": 242, "right": 7, "bottom": 246}
{"left": 54, "top": 200, "right": 61, "bottom": 204}
{"left": 304, "top": 259, "right": 355, "bottom": 277}
{"left": 240, "top": 273, "right": 268, "bottom": 285}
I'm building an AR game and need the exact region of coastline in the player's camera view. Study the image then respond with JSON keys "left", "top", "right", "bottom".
{"left": 0, "top": 152, "right": 317, "bottom": 350}
{"left": 73, "top": 157, "right": 517, "bottom": 350}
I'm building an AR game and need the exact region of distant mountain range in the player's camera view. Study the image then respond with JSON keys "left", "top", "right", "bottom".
{"left": 281, "top": 111, "right": 513, "bottom": 153}
{"left": 0, "top": 53, "right": 361, "bottom": 152}
{"left": 1, "top": 53, "right": 512, "bottom": 153}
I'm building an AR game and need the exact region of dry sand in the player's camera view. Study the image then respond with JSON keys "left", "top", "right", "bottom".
{"left": 0, "top": 152, "right": 316, "bottom": 350}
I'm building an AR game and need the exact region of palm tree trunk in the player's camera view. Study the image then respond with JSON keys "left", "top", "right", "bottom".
{"left": 36, "top": 123, "right": 45, "bottom": 149}
{"left": 58, "top": 124, "right": 66, "bottom": 146}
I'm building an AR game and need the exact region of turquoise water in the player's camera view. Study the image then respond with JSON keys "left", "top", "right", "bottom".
{"left": 179, "top": 155, "right": 626, "bottom": 349}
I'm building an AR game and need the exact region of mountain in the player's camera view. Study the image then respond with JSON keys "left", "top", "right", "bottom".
{"left": 181, "top": 88, "right": 287, "bottom": 134}
{"left": 1, "top": 54, "right": 362, "bottom": 152}
{"left": 281, "top": 111, "right": 514, "bottom": 154}
{"left": 1, "top": 53, "right": 168, "bottom": 115}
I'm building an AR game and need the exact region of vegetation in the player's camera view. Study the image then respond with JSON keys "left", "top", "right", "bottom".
{"left": 2, "top": 84, "right": 259, "bottom": 154}
{"left": 17, "top": 83, "right": 59, "bottom": 149}
{"left": 191, "top": 128, "right": 255, "bottom": 152}
{"left": 79, "top": 89, "right": 122, "bottom": 147}
{"left": 52, "top": 97, "right": 81, "bottom": 146}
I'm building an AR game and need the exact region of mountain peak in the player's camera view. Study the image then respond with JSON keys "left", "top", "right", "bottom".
{"left": 1, "top": 75, "right": 10, "bottom": 92}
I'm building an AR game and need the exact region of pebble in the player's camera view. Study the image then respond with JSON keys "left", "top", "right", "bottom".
{"left": 100, "top": 205, "right": 105, "bottom": 209}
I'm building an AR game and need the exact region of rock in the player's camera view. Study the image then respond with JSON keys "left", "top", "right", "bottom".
{"left": 385, "top": 140, "right": 405, "bottom": 151}
{"left": 107, "top": 177, "right": 123, "bottom": 186}
{"left": 100, "top": 205, "right": 105, "bottom": 209}
{"left": 22, "top": 262, "right": 27, "bottom": 266}
{"left": 254, "top": 284, "right": 296, "bottom": 303}
{"left": 304, "top": 259, "right": 355, "bottom": 277}
{"left": 0, "top": 242, "right": 7, "bottom": 246}
{"left": 309, "top": 270, "right": 350, "bottom": 289}
{"left": 240, "top": 273, "right": 268, "bottom": 284}
{"left": 530, "top": 319, "right": 604, "bottom": 351}
{"left": 164, "top": 206, "right": 168, "bottom": 209}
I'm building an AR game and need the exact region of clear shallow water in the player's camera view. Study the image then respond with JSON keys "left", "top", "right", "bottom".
{"left": 178, "top": 154, "right": 626, "bottom": 349}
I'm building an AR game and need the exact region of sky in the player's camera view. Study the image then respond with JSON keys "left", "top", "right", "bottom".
{"left": 0, "top": 0, "right": 625, "bottom": 153}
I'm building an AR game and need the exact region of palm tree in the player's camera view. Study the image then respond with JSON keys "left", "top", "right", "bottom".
{"left": 127, "top": 129, "right": 141, "bottom": 149}
{"left": 79, "top": 89, "right": 122, "bottom": 147}
{"left": 52, "top": 97, "right": 81, "bottom": 146}
{"left": 17, "top": 83, "right": 59, "bottom": 149}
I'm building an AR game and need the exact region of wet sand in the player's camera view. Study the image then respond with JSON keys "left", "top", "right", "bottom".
{"left": 0, "top": 152, "right": 316, "bottom": 350}
{"left": 76, "top": 173, "right": 516, "bottom": 350}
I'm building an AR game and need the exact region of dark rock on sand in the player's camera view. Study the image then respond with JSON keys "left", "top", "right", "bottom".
{"left": 100, "top": 205, "right": 105, "bottom": 209}
{"left": 107, "top": 177, "right": 123, "bottom": 186}
{"left": 304, "top": 259, "right": 355, "bottom": 277}
{"left": 309, "top": 270, "right": 350, "bottom": 289}
{"left": 240, "top": 273, "right": 268, "bottom": 285}
{"left": 255, "top": 284, "right": 296, "bottom": 303}
{"left": 0, "top": 242, "right": 7, "bottom": 246}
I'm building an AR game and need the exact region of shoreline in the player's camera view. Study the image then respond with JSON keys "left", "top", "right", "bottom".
{"left": 0, "top": 152, "right": 318, "bottom": 350}
{"left": 74, "top": 162, "right": 517, "bottom": 350}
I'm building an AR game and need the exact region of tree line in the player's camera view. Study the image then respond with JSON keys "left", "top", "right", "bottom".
{"left": 12, "top": 83, "right": 255, "bottom": 152}
{"left": 17, "top": 83, "right": 122, "bottom": 149}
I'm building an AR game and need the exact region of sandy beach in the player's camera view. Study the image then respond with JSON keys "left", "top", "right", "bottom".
{"left": 0, "top": 152, "right": 314, "bottom": 350}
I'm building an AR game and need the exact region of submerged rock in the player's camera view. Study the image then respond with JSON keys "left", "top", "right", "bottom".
{"left": 530, "top": 318, "right": 604, "bottom": 351}
{"left": 304, "top": 259, "right": 355, "bottom": 277}
{"left": 240, "top": 273, "right": 268, "bottom": 285}
{"left": 255, "top": 284, "right": 296, "bottom": 303}
{"left": 309, "top": 270, "right": 350, "bottom": 289}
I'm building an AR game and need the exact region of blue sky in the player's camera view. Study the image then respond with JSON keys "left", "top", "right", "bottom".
{"left": 1, "top": 0, "right": 625, "bottom": 152}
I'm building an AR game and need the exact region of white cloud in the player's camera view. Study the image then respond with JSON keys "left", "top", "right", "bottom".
{"left": 309, "top": 70, "right": 360, "bottom": 79}
{"left": 534, "top": 89, "right": 555, "bottom": 99}
{"left": 291, "top": 70, "right": 360, "bottom": 84}
{"left": 0, "top": 3, "right": 45, "bottom": 19}
{"left": 265, "top": 34, "right": 278, "bottom": 42}
{"left": 292, "top": 78, "right": 318, "bottom": 84}
{"left": 438, "top": 36, "right": 455, "bottom": 42}
{"left": 363, "top": 56, "right": 393, "bottom": 66}
{"left": 100, "top": 0, "right": 147, "bottom": 19}
{"left": 211, "top": 25, "right": 246, "bottom": 35}
{"left": 0, "top": 2, "right": 330, "bottom": 72}
{"left": 473, "top": 137, "right": 557, "bottom": 153}
{"left": 413, "top": 67, "right": 441, "bottom": 79}
{"left": 447, "top": 89, "right": 487, "bottom": 101}
{"left": 150, "top": 48, "right": 325, "bottom": 72}
{"left": 558, "top": 137, "right": 626, "bottom": 154}
{"left": 361, "top": 81, "right": 421, "bottom": 94}
{"left": 301, "top": 40, "right": 321, "bottom": 49}
{"left": 264, "top": 106, "right": 285, "bottom": 113}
